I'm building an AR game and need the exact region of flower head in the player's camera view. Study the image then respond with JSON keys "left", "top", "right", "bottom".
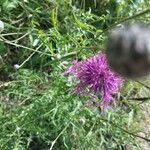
{"left": 65, "top": 52, "right": 123, "bottom": 108}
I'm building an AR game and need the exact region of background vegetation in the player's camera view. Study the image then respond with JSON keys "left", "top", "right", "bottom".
{"left": 0, "top": 0, "right": 150, "bottom": 149}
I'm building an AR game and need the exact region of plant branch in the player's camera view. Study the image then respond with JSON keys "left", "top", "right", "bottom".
{"left": 97, "top": 8, "right": 150, "bottom": 37}
{"left": 0, "top": 35, "right": 52, "bottom": 56}
{"left": 127, "top": 97, "right": 150, "bottom": 101}
{"left": 135, "top": 80, "right": 150, "bottom": 90}
{"left": 17, "top": 44, "right": 43, "bottom": 69}
{"left": 49, "top": 125, "right": 68, "bottom": 150}
{"left": 100, "top": 117, "right": 150, "bottom": 142}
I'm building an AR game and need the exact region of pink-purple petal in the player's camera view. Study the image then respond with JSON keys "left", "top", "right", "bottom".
{"left": 66, "top": 52, "right": 123, "bottom": 108}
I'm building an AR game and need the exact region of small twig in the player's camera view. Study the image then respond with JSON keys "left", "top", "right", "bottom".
{"left": 0, "top": 81, "right": 21, "bottom": 88}
{"left": 120, "top": 127, "right": 150, "bottom": 142}
{"left": 49, "top": 125, "right": 68, "bottom": 150}
{"left": 135, "top": 80, "right": 150, "bottom": 90}
{"left": 0, "top": 36, "right": 52, "bottom": 56}
{"left": 18, "top": 44, "right": 43, "bottom": 69}
{"left": 100, "top": 118, "right": 150, "bottom": 142}
{"left": 18, "top": 98, "right": 30, "bottom": 106}
{"left": 10, "top": 32, "right": 30, "bottom": 43}
{"left": 97, "top": 8, "right": 150, "bottom": 37}
{"left": 0, "top": 79, "right": 37, "bottom": 88}
{"left": 127, "top": 97, "right": 150, "bottom": 101}
{"left": 1, "top": 32, "right": 24, "bottom": 36}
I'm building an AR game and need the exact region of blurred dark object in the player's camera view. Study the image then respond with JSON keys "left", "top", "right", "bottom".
{"left": 106, "top": 22, "right": 150, "bottom": 79}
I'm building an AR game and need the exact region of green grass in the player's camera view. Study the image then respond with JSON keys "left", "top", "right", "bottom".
{"left": 0, "top": 0, "right": 150, "bottom": 149}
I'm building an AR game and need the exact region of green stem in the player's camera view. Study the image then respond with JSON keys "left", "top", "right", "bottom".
{"left": 128, "top": 97, "right": 150, "bottom": 101}
{"left": 135, "top": 80, "right": 150, "bottom": 90}
{"left": 97, "top": 8, "right": 150, "bottom": 37}
{"left": 100, "top": 118, "right": 150, "bottom": 142}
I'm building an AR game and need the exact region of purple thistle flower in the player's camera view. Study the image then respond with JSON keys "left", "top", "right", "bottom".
{"left": 65, "top": 52, "right": 123, "bottom": 108}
